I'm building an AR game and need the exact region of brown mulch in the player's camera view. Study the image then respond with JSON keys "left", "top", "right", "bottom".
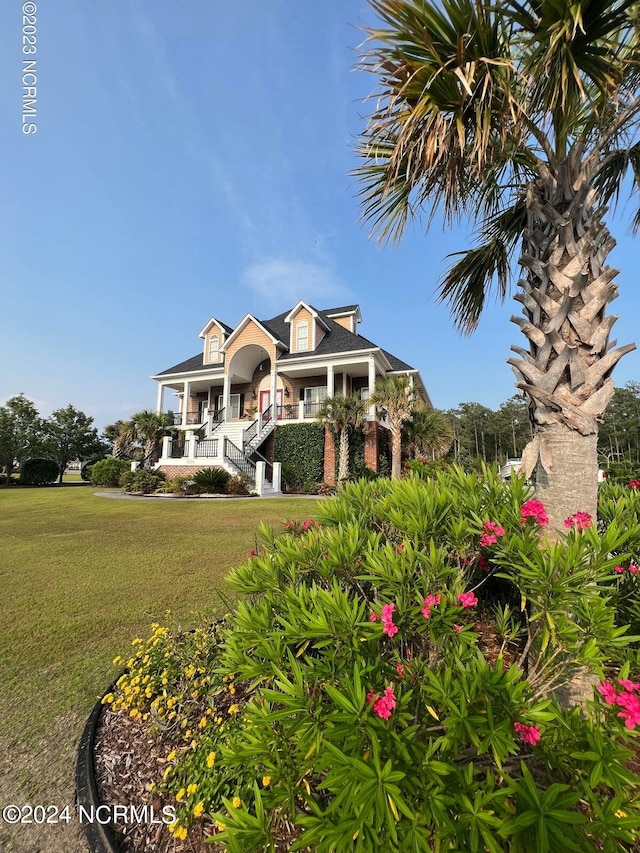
{"left": 94, "top": 709, "right": 222, "bottom": 853}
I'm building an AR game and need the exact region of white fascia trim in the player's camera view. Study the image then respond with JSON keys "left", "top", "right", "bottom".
{"left": 277, "top": 347, "right": 392, "bottom": 372}
{"left": 325, "top": 306, "right": 362, "bottom": 325}
{"left": 220, "top": 314, "right": 288, "bottom": 352}
{"left": 198, "top": 317, "right": 229, "bottom": 339}
{"left": 284, "top": 300, "right": 330, "bottom": 331}
{"left": 151, "top": 367, "right": 224, "bottom": 381}
{"left": 387, "top": 369, "right": 432, "bottom": 407}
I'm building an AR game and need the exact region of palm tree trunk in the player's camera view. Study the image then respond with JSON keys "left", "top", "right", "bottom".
{"left": 390, "top": 428, "right": 402, "bottom": 479}
{"left": 508, "top": 172, "right": 635, "bottom": 532}
{"left": 338, "top": 428, "right": 349, "bottom": 481}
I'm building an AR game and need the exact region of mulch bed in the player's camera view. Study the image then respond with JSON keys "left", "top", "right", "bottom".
{"left": 94, "top": 709, "right": 222, "bottom": 853}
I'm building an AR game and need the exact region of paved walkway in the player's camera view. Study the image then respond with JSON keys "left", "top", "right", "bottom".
{"left": 94, "top": 490, "right": 321, "bottom": 501}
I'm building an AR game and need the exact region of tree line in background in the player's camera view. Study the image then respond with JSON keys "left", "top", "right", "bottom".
{"left": 4, "top": 381, "right": 640, "bottom": 486}
{"left": 0, "top": 394, "right": 173, "bottom": 485}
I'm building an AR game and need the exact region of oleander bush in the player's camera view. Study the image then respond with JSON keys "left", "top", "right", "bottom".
{"left": 106, "top": 468, "right": 640, "bottom": 851}
{"left": 19, "top": 457, "right": 60, "bottom": 485}
{"left": 90, "top": 457, "right": 131, "bottom": 487}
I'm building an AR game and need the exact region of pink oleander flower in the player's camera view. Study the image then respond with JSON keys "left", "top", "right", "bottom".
{"left": 514, "top": 722, "right": 541, "bottom": 746}
{"left": 630, "top": 564, "right": 639, "bottom": 575}
{"left": 629, "top": 480, "right": 640, "bottom": 489}
{"left": 421, "top": 593, "right": 441, "bottom": 620}
{"left": 520, "top": 499, "right": 549, "bottom": 526}
{"left": 396, "top": 543, "right": 405, "bottom": 554}
{"left": 369, "top": 611, "right": 378, "bottom": 622}
{"left": 477, "top": 555, "right": 490, "bottom": 573}
{"left": 302, "top": 518, "right": 316, "bottom": 530}
{"left": 453, "top": 624, "right": 463, "bottom": 634}
{"left": 617, "top": 691, "right": 640, "bottom": 729}
{"left": 366, "top": 690, "right": 377, "bottom": 704}
{"left": 615, "top": 565, "right": 626, "bottom": 574}
{"left": 381, "top": 603, "right": 398, "bottom": 638}
{"left": 249, "top": 548, "right": 258, "bottom": 557}
{"left": 619, "top": 678, "right": 640, "bottom": 693}
{"left": 597, "top": 680, "right": 619, "bottom": 705}
{"left": 457, "top": 592, "right": 478, "bottom": 609}
{"left": 395, "top": 663, "right": 405, "bottom": 678}
{"left": 372, "top": 686, "right": 397, "bottom": 720}
{"left": 483, "top": 521, "right": 505, "bottom": 537}
{"left": 480, "top": 532, "right": 498, "bottom": 547}
{"left": 564, "top": 511, "right": 592, "bottom": 531}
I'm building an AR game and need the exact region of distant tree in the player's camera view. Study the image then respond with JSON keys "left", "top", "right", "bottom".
{"left": 318, "top": 394, "right": 367, "bottom": 482}
{"left": 43, "top": 405, "right": 106, "bottom": 483}
{"left": 403, "top": 405, "right": 453, "bottom": 461}
{"left": 599, "top": 381, "right": 640, "bottom": 465}
{"left": 370, "top": 376, "right": 415, "bottom": 479}
{"left": 0, "top": 394, "right": 44, "bottom": 485}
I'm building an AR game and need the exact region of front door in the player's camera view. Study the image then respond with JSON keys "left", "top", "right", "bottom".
{"left": 259, "top": 390, "right": 284, "bottom": 418}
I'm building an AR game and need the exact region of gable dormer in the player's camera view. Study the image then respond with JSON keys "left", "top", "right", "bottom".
{"left": 284, "top": 301, "right": 331, "bottom": 353}
{"left": 199, "top": 317, "right": 230, "bottom": 365}
{"left": 325, "top": 305, "right": 362, "bottom": 334}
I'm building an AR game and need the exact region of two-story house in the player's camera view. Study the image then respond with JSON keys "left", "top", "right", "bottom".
{"left": 152, "top": 301, "right": 430, "bottom": 491}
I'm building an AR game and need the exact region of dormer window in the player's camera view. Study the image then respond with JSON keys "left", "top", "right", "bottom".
{"left": 208, "top": 334, "right": 219, "bottom": 363}
{"left": 296, "top": 320, "right": 309, "bottom": 351}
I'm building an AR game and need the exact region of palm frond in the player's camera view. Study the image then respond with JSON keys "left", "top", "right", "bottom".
{"left": 438, "top": 196, "right": 528, "bottom": 334}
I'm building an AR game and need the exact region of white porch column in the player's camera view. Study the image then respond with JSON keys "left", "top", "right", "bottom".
{"left": 272, "top": 461, "right": 282, "bottom": 494}
{"left": 182, "top": 381, "right": 191, "bottom": 427}
{"left": 186, "top": 430, "right": 197, "bottom": 462}
{"left": 368, "top": 356, "right": 377, "bottom": 420}
{"left": 161, "top": 435, "right": 172, "bottom": 461}
{"left": 270, "top": 367, "right": 278, "bottom": 418}
{"left": 326, "top": 365, "right": 335, "bottom": 398}
{"left": 255, "top": 461, "right": 266, "bottom": 496}
{"left": 156, "top": 383, "right": 165, "bottom": 415}
{"left": 342, "top": 372, "right": 348, "bottom": 395}
{"left": 222, "top": 374, "right": 231, "bottom": 421}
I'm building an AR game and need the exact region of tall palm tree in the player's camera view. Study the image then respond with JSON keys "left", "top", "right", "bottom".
{"left": 370, "top": 376, "right": 415, "bottom": 478}
{"left": 318, "top": 394, "right": 367, "bottom": 482}
{"left": 356, "top": 0, "right": 640, "bottom": 530}
{"left": 132, "top": 411, "right": 171, "bottom": 468}
{"left": 404, "top": 405, "right": 454, "bottom": 461}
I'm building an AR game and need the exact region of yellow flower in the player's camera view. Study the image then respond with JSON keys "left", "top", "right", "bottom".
{"left": 102, "top": 693, "right": 114, "bottom": 704}
{"left": 193, "top": 801, "right": 204, "bottom": 818}
{"left": 112, "top": 655, "right": 122, "bottom": 665}
{"left": 176, "top": 788, "right": 186, "bottom": 803}
{"left": 175, "top": 826, "right": 187, "bottom": 841}
{"left": 163, "top": 766, "right": 172, "bottom": 781}
{"left": 206, "top": 751, "right": 216, "bottom": 768}
{"left": 228, "top": 684, "right": 236, "bottom": 695}
{"left": 617, "top": 809, "right": 628, "bottom": 818}
{"left": 215, "top": 820, "right": 226, "bottom": 831}
{"left": 167, "top": 750, "right": 176, "bottom": 762}
{"left": 187, "top": 783, "right": 198, "bottom": 796}
{"left": 228, "top": 704, "right": 240, "bottom": 715}
{"left": 262, "top": 776, "right": 271, "bottom": 787}
{"left": 232, "top": 796, "right": 242, "bottom": 809}
{"left": 199, "top": 717, "right": 208, "bottom": 729}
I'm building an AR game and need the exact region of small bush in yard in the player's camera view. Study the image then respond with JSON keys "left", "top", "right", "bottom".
{"left": 19, "top": 457, "right": 59, "bottom": 485}
{"left": 106, "top": 468, "right": 640, "bottom": 851}
{"left": 121, "top": 469, "right": 166, "bottom": 494}
{"left": 192, "top": 467, "right": 230, "bottom": 494}
{"left": 90, "top": 457, "right": 131, "bottom": 487}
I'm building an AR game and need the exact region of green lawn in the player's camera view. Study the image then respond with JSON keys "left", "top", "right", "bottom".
{"left": 0, "top": 485, "right": 318, "bottom": 852}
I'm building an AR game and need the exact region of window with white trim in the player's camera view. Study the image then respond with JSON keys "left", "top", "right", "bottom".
{"left": 296, "top": 320, "right": 309, "bottom": 351}
{"left": 303, "top": 386, "right": 327, "bottom": 415}
{"left": 208, "top": 334, "right": 219, "bottom": 363}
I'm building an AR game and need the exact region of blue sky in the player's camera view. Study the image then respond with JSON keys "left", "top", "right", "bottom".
{"left": 1, "top": 1, "right": 640, "bottom": 430}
